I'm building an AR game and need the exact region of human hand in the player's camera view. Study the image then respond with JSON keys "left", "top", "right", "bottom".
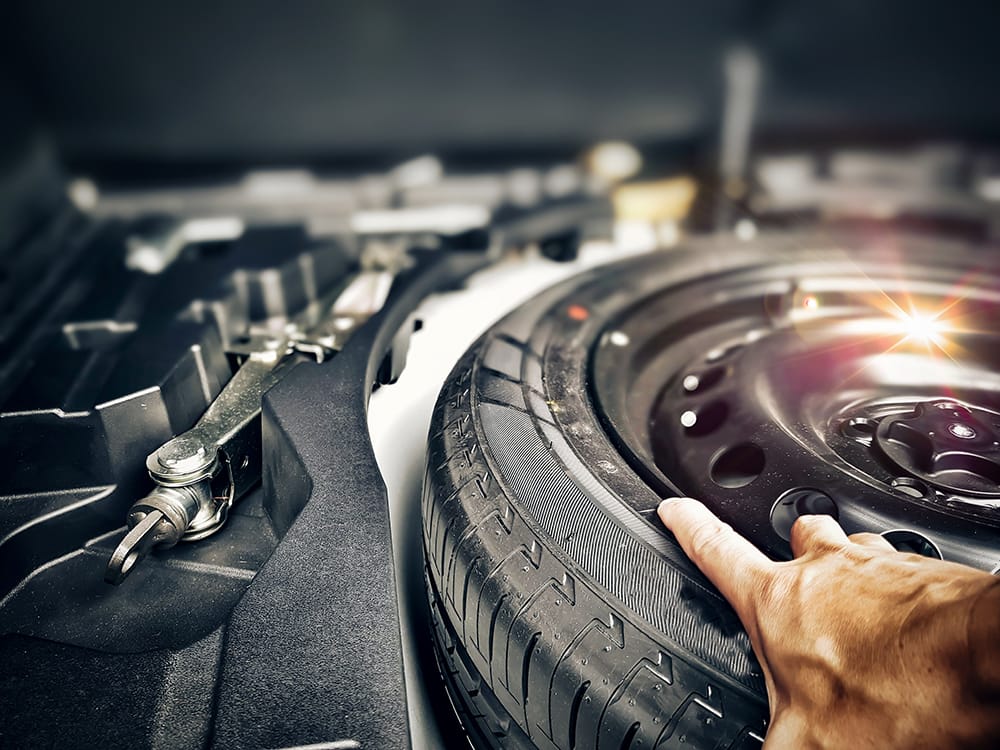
{"left": 658, "top": 497, "right": 1000, "bottom": 749}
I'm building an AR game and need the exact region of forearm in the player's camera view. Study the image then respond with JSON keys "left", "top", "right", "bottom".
{"left": 967, "top": 578, "right": 1000, "bottom": 704}
{"left": 900, "top": 573, "right": 1000, "bottom": 749}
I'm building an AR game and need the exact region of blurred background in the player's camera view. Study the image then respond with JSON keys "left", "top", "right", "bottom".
{"left": 3, "top": 0, "right": 1000, "bottom": 173}
{"left": 2, "top": 0, "right": 999, "bottom": 257}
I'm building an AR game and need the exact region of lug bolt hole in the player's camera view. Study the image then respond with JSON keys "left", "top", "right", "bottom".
{"left": 891, "top": 476, "right": 930, "bottom": 499}
{"left": 842, "top": 417, "right": 877, "bottom": 442}
{"left": 770, "top": 488, "right": 839, "bottom": 542}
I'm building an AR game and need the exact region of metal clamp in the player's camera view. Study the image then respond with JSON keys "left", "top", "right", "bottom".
{"left": 105, "top": 270, "right": 393, "bottom": 584}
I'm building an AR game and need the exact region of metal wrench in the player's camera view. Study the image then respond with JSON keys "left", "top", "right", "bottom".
{"left": 104, "top": 269, "right": 394, "bottom": 584}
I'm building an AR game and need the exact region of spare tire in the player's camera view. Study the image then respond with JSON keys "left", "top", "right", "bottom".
{"left": 421, "top": 232, "right": 1000, "bottom": 750}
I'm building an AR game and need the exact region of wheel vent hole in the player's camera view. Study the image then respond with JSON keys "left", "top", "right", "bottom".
{"left": 711, "top": 443, "right": 765, "bottom": 488}
{"left": 881, "top": 529, "right": 942, "bottom": 559}
{"left": 681, "top": 400, "right": 729, "bottom": 437}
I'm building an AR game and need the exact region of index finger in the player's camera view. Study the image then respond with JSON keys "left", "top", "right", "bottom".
{"left": 657, "top": 497, "right": 774, "bottom": 618}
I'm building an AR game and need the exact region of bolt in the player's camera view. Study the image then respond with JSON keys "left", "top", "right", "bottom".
{"left": 157, "top": 436, "right": 212, "bottom": 473}
{"left": 160, "top": 437, "right": 205, "bottom": 465}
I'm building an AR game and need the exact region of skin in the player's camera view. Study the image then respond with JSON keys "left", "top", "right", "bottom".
{"left": 657, "top": 497, "right": 1000, "bottom": 749}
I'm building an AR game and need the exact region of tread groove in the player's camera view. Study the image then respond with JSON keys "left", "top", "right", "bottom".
{"left": 461, "top": 554, "right": 483, "bottom": 625}
{"left": 487, "top": 592, "right": 511, "bottom": 681}
{"left": 521, "top": 631, "right": 542, "bottom": 717}
{"left": 620, "top": 721, "right": 641, "bottom": 750}
{"left": 568, "top": 680, "right": 590, "bottom": 750}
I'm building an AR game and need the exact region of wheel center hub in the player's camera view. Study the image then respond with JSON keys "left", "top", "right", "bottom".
{"left": 873, "top": 400, "right": 1000, "bottom": 498}
{"left": 948, "top": 422, "right": 977, "bottom": 439}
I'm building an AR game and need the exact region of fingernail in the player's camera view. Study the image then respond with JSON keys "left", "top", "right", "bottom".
{"left": 658, "top": 498, "right": 681, "bottom": 512}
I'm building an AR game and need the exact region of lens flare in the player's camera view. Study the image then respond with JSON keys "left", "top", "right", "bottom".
{"left": 896, "top": 310, "right": 946, "bottom": 348}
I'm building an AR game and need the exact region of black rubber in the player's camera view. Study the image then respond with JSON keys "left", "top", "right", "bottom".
{"left": 421, "top": 232, "right": 1000, "bottom": 749}
{"left": 427, "top": 564, "right": 534, "bottom": 750}
{"left": 420, "top": 244, "right": 797, "bottom": 750}
{"left": 422, "top": 349, "right": 767, "bottom": 750}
